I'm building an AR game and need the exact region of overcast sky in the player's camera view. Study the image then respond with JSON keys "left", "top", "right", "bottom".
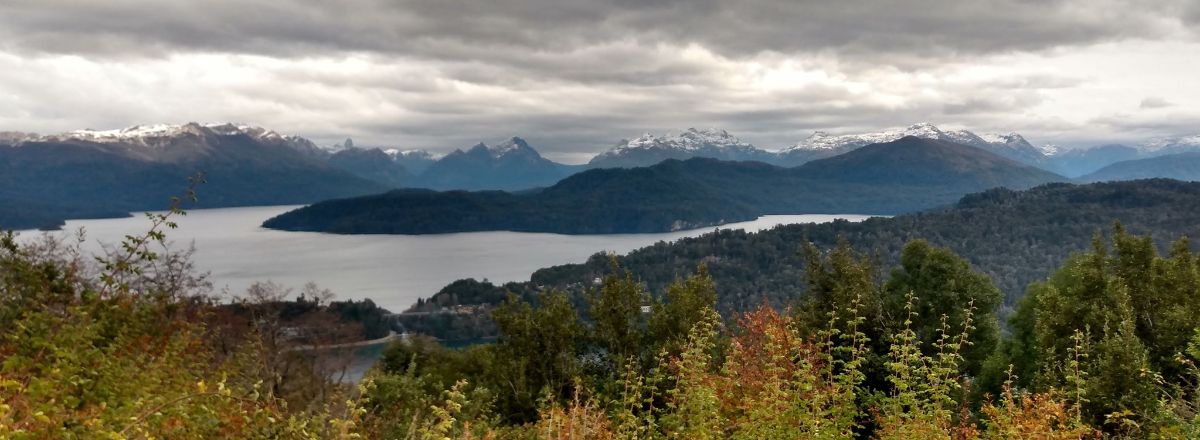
{"left": 1, "top": 0, "right": 1197, "bottom": 163}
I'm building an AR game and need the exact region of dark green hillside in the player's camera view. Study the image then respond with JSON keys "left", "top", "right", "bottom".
{"left": 265, "top": 137, "right": 1065, "bottom": 235}
{"left": 263, "top": 165, "right": 759, "bottom": 234}
{"left": 402, "top": 179, "right": 1200, "bottom": 340}
{"left": 0, "top": 133, "right": 384, "bottom": 230}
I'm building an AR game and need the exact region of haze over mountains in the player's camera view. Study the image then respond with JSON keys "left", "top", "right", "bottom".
{"left": 1079, "top": 152, "right": 1200, "bottom": 183}
{"left": 4, "top": 120, "right": 1200, "bottom": 230}
{"left": 1043, "top": 136, "right": 1200, "bottom": 177}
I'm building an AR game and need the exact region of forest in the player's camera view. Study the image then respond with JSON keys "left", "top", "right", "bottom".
{"left": 400, "top": 179, "right": 1200, "bottom": 341}
{"left": 3, "top": 191, "right": 1200, "bottom": 438}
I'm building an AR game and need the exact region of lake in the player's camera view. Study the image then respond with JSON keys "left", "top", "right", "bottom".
{"left": 20, "top": 205, "right": 873, "bottom": 312}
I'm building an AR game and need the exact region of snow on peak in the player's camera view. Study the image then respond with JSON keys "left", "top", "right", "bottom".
{"left": 384, "top": 148, "right": 441, "bottom": 160}
{"left": 975, "top": 132, "right": 1031, "bottom": 148}
{"left": 40, "top": 122, "right": 296, "bottom": 146}
{"left": 611, "top": 127, "right": 753, "bottom": 154}
{"left": 1038, "top": 143, "right": 1061, "bottom": 156}
{"left": 24, "top": 122, "right": 325, "bottom": 158}
{"left": 788, "top": 123, "right": 947, "bottom": 151}
{"left": 491, "top": 137, "right": 532, "bottom": 156}
{"left": 460, "top": 137, "right": 537, "bottom": 159}
{"left": 901, "top": 122, "right": 944, "bottom": 138}
{"left": 786, "top": 123, "right": 1035, "bottom": 153}
{"left": 1140, "top": 134, "right": 1200, "bottom": 152}
{"left": 976, "top": 132, "right": 1009, "bottom": 144}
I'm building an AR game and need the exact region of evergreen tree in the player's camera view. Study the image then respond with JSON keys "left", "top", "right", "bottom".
{"left": 587, "top": 260, "right": 649, "bottom": 371}
{"left": 648, "top": 264, "right": 719, "bottom": 356}
{"left": 491, "top": 290, "right": 584, "bottom": 422}
{"left": 884, "top": 240, "right": 1003, "bottom": 376}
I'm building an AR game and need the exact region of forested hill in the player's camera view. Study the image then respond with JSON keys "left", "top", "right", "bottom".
{"left": 402, "top": 179, "right": 1200, "bottom": 340}
{"left": 263, "top": 136, "right": 1064, "bottom": 234}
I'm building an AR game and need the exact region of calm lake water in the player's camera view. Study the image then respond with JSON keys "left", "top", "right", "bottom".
{"left": 20, "top": 206, "right": 873, "bottom": 312}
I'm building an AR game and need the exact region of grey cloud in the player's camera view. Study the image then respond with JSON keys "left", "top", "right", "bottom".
{"left": 1140, "top": 97, "right": 1174, "bottom": 109}
{"left": 944, "top": 98, "right": 1016, "bottom": 115}
{"left": 1188, "top": 1, "right": 1200, "bottom": 24}
{"left": 1, "top": 0, "right": 1190, "bottom": 65}
{"left": 2, "top": 0, "right": 1197, "bottom": 161}
{"left": 1088, "top": 111, "right": 1200, "bottom": 137}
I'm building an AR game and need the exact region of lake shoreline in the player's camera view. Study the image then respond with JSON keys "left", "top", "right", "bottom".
{"left": 18, "top": 205, "right": 874, "bottom": 313}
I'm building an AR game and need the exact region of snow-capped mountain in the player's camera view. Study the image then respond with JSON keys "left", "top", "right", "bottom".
{"left": 781, "top": 123, "right": 1047, "bottom": 166}
{"left": 786, "top": 123, "right": 942, "bottom": 152}
{"left": 588, "top": 128, "right": 775, "bottom": 168}
{"left": 480, "top": 137, "right": 542, "bottom": 159}
{"left": 16, "top": 122, "right": 328, "bottom": 161}
{"left": 42, "top": 122, "right": 306, "bottom": 146}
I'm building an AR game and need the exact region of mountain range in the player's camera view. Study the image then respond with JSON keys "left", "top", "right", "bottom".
{"left": 261, "top": 136, "right": 1064, "bottom": 234}
{"left": 586, "top": 123, "right": 1052, "bottom": 169}
{"left": 6, "top": 121, "right": 1200, "bottom": 230}
{"left": 326, "top": 137, "right": 579, "bottom": 191}
{"left": 585, "top": 124, "right": 1200, "bottom": 177}
{"left": 414, "top": 138, "right": 581, "bottom": 191}
{"left": 316, "top": 123, "right": 1113, "bottom": 187}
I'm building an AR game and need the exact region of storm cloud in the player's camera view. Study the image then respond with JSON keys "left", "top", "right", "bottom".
{"left": 1, "top": 0, "right": 1197, "bottom": 160}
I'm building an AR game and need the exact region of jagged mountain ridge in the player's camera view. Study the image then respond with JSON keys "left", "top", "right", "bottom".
{"left": 414, "top": 137, "right": 581, "bottom": 191}
{"left": 317, "top": 136, "right": 578, "bottom": 191}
